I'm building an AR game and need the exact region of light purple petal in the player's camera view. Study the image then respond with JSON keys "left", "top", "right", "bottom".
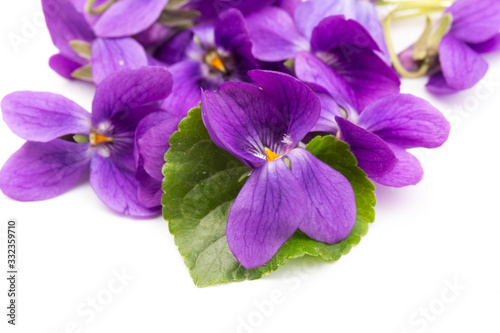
{"left": 446, "top": 0, "right": 500, "bottom": 44}
{"left": 92, "top": 0, "right": 169, "bottom": 38}
{"left": 42, "top": 0, "right": 95, "bottom": 63}
{"left": 311, "top": 16, "right": 379, "bottom": 53}
{"left": 426, "top": 72, "right": 460, "bottom": 95}
{"left": 245, "top": 7, "right": 309, "bottom": 61}
{"left": 49, "top": 54, "right": 84, "bottom": 80}
{"left": 134, "top": 23, "right": 171, "bottom": 48}
{"left": 371, "top": 145, "right": 423, "bottom": 187}
{"left": 90, "top": 153, "right": 159, "bottom": 217}
{"left": 160, "top": 60, "right": 204, "bottom": 117}
{"left": 324, "top": 47, "right": 400, "bottom": 111}
{"left": 358, "top": 94, "right": 450, "bottom": 149}
{"left": 439, "top": 34, "right": 489, "bottom": 91}
{"left": 0, "top": 140, "right": 91, "bottom": 201}
{"left": 336, "top": 117, "right": 398, "bottom": 178}
{"left": 227, "top": 159, "right": 307, "bottom": 269}
{"left": 137, "top": 170, "right": 163, "bottom": 209}
{"left": 286, "top": 148, "right": 356, "bottom": 243}
{"left": 136, "top": 112, "right": 181, "bottom": 180}
{"left": 91, "top": 37, "right": 148, "bottom": 85}
{"left": 295, "top": 51, "right": 358, "bottom": 112}
{"left": 469, "top": 33, "right": 500, "bottom": 54}
{"left": 92, "top": 66, "right": 173, "bottom": 125}
{"left": 275, "top": 0, "right": 302, "bottom": 17}
{"left": 310, "top": 90, "right": 343, "bottom": 133}
{"left": 248, "top": 70, "right": 321, "bottom": 147}
{"left": 2, "top": 92, "right": 91, "bottom": 142}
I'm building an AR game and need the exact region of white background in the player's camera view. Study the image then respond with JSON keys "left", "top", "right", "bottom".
{"left": 1, "top": 1, "right": 499, "bottom": 333}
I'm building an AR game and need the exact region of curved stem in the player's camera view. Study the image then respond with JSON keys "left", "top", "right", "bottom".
{"left": 383, "top": 14, "right": 430, "bottom": 79}
{"left": 85, "top": 0, "right": 117, "bottom": 15}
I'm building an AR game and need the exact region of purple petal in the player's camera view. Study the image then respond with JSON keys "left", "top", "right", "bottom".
{"left": 336, "top": 117, "right": 398, "bottom": 178}
{"left": 310, "top": 91, "right": 343, "bottom": 133}
{"left": 275, "top": 0, "right": 302, "bottom": 17}
{"left": 154, "top": 29, "right": 193, "bottom": 65}
{"left": 227, "top": 159, "right": 307, "bottom": 269}
{"left": 324, "top": 47, "right": 400, "bottom": 111}
{"left": 201, "top": 71, "right": 320, "bottom": 166}
{"left": 49, "top": 54, "right": 84, "bottom": 80}
{"left": 245, "top": 7, "right": 309, "bottom": 61}
{"left": 92, "top": 66, "right": 173, "bottom": 125}
{"left": 42, "top": 0, "right": 95, "bottom": 63}
{"left": 371, "top": 145, "right": 423, "bottom": 187}
{"left": 248, "top": 70, "right": 321, "bottom": 147}
{"left": 214, "top": 8, "right": 259, "bottom": 71}
{"left": 92, "top": 0, "right": 169, "bottom": 38}
{"left": 134, "top": 23, "right": 171, "bottom": 48}
{"left": 358, "top": 94, "right": 450, "bottom": 149}
{"left": 2, "top": 92, "right": 91, "bottom": 142}
{"left": 439, "top": 34, "right": 488, "bottom": 91}
{"left": 311, "top": 16, "right": 379, "bottom": 53}
{"left": 160, "top": 60, "right": 204, "bottom": 117}
{"left": 0, "top": 140, "right": 91, "bottom": 201}
{"left": 136, "top": 112, "right": 181, "bottom": 180}
{"left": 190, "top": 0, "right": 274, "bottom": 22}
{"left": 426, "top": 72, "right": 460, "bottom": 95}
{"left": 90, "top": 154, "right": 158, "bottom": 217}
{"left": 295, "top": 51, "right": 358, "bottom": 112}
{"left": 446, "top": 0, "right": 500, "bottom": 44}
{"left": 286, "top": 148, "right": 356, "bottom": 243}
{"left": 91, "top": 38, "right": 148, "bottom": 85}
{"left": 469, "top": 33, "right": 500, "bottom": 54}
{"left": 137, "top": 170, "right": 163, "bottom": 209}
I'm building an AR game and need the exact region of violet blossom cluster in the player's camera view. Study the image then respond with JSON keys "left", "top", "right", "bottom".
{"left": 1, "top": 0, "right": 498, "bottom": 268}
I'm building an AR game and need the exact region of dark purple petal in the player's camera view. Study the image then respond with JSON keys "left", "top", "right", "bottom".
{"left": 137, "top": 171, "right": 163, "bottom": 209}
{"left": 358, "top": 94, "right": 450, "bottom": 149}
{"left": 286, "top": 148, "right": 356, "bottom": 243}
{"left": 42, "top": 0, "right": 95, "bottom": 63}
{"left": 2, "top": 92, "right": 91, "bottom": 142}
{"left": 439, "top": 34, "right": 488, "bottom": 91}
{"left": 446, "top": 0, "right": 500, "bottom": 44}
{"left": 371, "top": 145, "right": 423, "bottom": 187}
{"left": 160, "top": 60, "right": 204, "bottom": 117}
{"left": 0, "top": 140, "right": 91, "bottom": 201}
{"left": 154, "top": 29, "right": 194, "bottom": 65}
{"left": 136, "top": 112, "right": 181, "bottom": 180}
{"left": 92, "top": 0, "right": 169, "bottom": 38}
{"left": 49, "top": 54, "right": 84, "bottom": 80}
{"left": 227, "top": 159, "right": 307, "bottom": 269}
{"left": 426, "top": 72, "right": 460, "bottom": 95}
{"left": 295, "top": 51, "right": 358, "bottom": 112}
{"left": 248, "top": 70, "right": 321, "bottom": 147}
{"left": 275, "top": 0, "right": 302, "bottom": 17}
{"left": 336, "top": 117, "right": 398, "bottom": 178}
{"left": 91, "top": 37, "right": 148, "bottom": 85}
{"left": 311, "top": 16, "right": 379, "bottom": 53}
{"left": 214, "top": 8, "right": 259, "bottom": 71}
{"left": 92, "top": 66, "right": 173, "bottom": 125}
{"left": 89, "top": 153, "right": 158, "bottom": 216}
{"left": 245, "top": 7, "right": 309, "bottom": 61}
{"left": 324, "top": 47, "right": 400, "bottom": 111}
{"left": 134, "top": 23, "right": 171, "bottom": 48}
{"left": 469, "top": 33, "right": 500, "bottom": 54}
{"left": 190, "top": 0, "right": 274, "bottom": 22}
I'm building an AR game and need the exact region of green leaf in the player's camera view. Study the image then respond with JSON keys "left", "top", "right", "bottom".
{"left": 163, "top": 107, "right": 376, "bottom": 287}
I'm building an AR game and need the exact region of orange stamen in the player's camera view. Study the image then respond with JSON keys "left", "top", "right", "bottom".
{"left": 90, "top": 132, "right": 113, "bottom": 145}
{"left": 265, "top": 148, "right": 281, "bottom": 162}
{"left": 205, "top": 51, "right": 227, "bottom": 73}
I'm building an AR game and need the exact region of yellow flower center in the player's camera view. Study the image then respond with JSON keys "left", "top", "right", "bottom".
{"left": 204, "top": 50, "right": 227, "bottom": 73}
{"left": 265, "top": 148, "right": 281, "bottom": 162}
{"left": 89, "top": 132, "right": 113, "bottom": 146}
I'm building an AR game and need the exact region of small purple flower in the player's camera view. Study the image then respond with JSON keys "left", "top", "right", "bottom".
{"left": 201, "top": 70, "right": 356, "bottom": 269}
{"left": 43, "top": 0, "right": 149, "bottom": 84}
{"left": 245, "top": 7, "right": 400, "bottom": 111}
{"left": 0, "top": 67, "right": 172, "bottom": 217}
{"left": 155, "top": 8, "right": 261, "bottom": 117}
{"left": 398, "top": 0, "right": 500, "bottom": 94}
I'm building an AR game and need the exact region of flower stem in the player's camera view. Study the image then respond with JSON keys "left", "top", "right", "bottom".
{"left": 85, "top": 0, "right": 117, "bottom": 15}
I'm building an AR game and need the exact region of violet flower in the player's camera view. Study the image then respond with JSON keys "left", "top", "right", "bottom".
{"left": 43, "top": 0, "right": 149, "bottom": 84}
{"left": 155, "top": 8, "right": 261, "bottom": 117}
{"left": 201, "top": 70, "right": 356, "bottom": 269}
{"left": 0, "top": 67, "right": 172, "bottom": 217}
{"left": 398, "top": 0, "right": 500, "bottom": 94}
{"left": 245, "top": 7, "right": 400, "bottom": 111}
